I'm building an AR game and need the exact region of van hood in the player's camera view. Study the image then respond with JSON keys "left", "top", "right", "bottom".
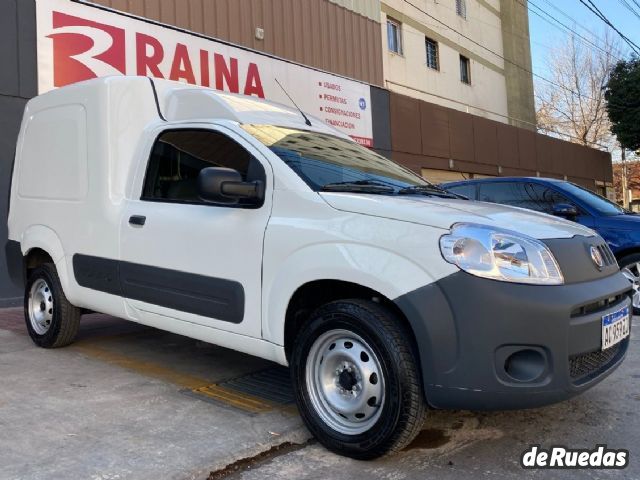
{"left": 319, "top": 193, "right": 596, "bottom": 240}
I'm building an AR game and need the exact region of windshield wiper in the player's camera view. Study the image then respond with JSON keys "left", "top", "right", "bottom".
{"left": 321, "top": 180, "right": 396, "bottom": 194}
{"left": 397, "top": 185, "right": 464, "bottom": 199}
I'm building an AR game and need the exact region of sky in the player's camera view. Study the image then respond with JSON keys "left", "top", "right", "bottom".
{"left": 528, "top": 0, "right": 640, "bottom": 78}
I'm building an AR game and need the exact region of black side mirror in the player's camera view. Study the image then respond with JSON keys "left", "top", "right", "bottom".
{"left": 552, "top": 203, "right": 578, "bottom": 218}
{"left": 197, "top": 167, "right": 265, "bottom": 206}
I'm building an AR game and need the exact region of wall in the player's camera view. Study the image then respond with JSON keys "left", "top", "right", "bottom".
{"left": 0, "top": 0, "right": 38, "bottom": 306}
{"left": 380, "top": 0, "right": 511, "bottom": 125}
{"left": 86, "top": 0, "right": 384, "bottom": 86}
{"left": 383, "top": 92, "right": 612, "bottom": 189}
{"left": 500, "top": 0, "right": 536, "bottom": 129}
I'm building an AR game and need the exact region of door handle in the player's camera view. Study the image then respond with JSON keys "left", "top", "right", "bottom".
{"left": 129, "top": 215, "right": 146, "bottom": 226}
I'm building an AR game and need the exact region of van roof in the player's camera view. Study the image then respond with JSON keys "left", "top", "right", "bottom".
{"left": 38, "top": 76, "right": 349, "bottom": 138}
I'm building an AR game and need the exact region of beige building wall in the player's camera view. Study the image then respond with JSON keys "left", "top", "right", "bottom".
{"left": 380, "top": 0, "right": 535, "bottom": 129}
{"left": 500, "top": 0, "right": 536, "bottom": 129}
{"left": 329, "top": 0, "right": 382, "bottom": 21}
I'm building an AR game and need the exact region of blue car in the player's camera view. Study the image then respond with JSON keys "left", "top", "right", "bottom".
{"left": 441, "top": 177, "right": 640, "bottom": 313}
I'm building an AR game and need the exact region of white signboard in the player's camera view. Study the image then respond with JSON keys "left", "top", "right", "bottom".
{"left": 35, "top": 0, "right": 374, "bottom": 146}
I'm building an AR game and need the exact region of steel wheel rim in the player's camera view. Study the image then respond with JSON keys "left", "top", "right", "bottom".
{"left": 622, "top": 262, "right": 640, "bottom": 309}
{"left": 28, "top": 279, "right": 54, "bottom": 335}
{"left": 305, "top": 329, "right": 385, "bottom": 435}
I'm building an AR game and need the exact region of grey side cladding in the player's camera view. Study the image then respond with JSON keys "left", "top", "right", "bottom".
{"left": 119, "top": 260, "right": 245, "bottom": 323}
{"left": 72, "top": 255, "right": 122, "bottom": 297}
{"left": 73, "top": 254, "right": 246, "bottom": 323}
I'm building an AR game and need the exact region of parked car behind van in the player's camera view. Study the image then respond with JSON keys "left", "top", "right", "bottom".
{"left": 442, "top": 177, "right": 640, "bottom": 313}
{"left": 5, "top": 77, "right": 632, "bottom": 459}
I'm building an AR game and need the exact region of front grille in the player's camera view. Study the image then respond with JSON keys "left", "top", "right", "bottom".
{"left": 596, "top": 243, "right": 617, "bottom": 267}
{"left": 569, "top": 343, "right": 621, "bottom": 381}
{"left": 571, "top": 292, "right": 632, "bottom": 317}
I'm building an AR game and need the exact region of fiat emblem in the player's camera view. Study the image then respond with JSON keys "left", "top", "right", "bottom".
{"left": 590, "top": 246, "right": 604, "bottom": 270}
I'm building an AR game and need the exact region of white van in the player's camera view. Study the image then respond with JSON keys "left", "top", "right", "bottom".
{"left": 6, "top": 77, "right": 631, "bottom": 459}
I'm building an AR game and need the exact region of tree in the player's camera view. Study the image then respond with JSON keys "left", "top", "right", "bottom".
{"left": 605, "top": 57, "right": 640, "bottom": 151}
{"left": 535, "top": 32, "right": 619, "bottom": 150}
{"left": 613, "top": 159, "right": 640, "bottom": 203}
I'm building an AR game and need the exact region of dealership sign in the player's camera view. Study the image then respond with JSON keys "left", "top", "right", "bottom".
{"left": 36, "top": 0, "right": 373, "bottom": 146}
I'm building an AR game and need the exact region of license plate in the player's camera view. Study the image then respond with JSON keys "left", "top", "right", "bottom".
{"left": 602, "top": 306, "right": 630, "bottom": 350}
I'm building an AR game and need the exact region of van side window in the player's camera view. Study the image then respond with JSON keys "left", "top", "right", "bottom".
{"left": 142, "top": 129, "right": 265, "bottom": 204}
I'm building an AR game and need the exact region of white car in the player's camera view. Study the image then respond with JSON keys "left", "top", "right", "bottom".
{"left": 5, "top": 77, "right": 632, "bottom": 459}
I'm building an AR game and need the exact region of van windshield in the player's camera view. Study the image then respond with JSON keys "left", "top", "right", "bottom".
{"left": 241, "top": 124, "right": 440, "bottom": 194}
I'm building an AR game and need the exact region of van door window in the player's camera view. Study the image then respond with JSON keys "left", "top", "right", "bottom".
{"left": 141, "top": 129, "right": 265, "bottom": 205}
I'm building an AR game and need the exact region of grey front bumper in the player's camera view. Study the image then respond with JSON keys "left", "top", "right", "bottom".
{"left": 395, "top": 270, "right": 632, "bottom": 411}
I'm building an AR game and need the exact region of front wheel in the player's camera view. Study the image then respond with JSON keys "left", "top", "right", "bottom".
{"left": 619, "top": 253, "right": 640, "bottom": 315}
{"left": 290, "top": 299, "right": 426, "bottom": 459}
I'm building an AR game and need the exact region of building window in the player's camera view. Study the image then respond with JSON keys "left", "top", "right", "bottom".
{"left": 387, "top": 18, "right": 403, "bottom": 55}
{"left": 456, "top": 0, "right": 467, "bottom": 19}
{"left": 425, "top": 37, "right": 439, "bottom": 70}
{"left": 460, "top": 55, "right": 471, "bottom": 84}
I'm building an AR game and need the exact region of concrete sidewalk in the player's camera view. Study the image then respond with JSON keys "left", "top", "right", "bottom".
{"left": 0, "top": 310, "right": 638, "bottom": 480}
{"left": 0, "top": 310, "right": 309, "bottom": 480}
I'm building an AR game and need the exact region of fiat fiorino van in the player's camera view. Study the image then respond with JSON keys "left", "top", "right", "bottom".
{"left": 6, "top": 77, "right": 631, "bottom": 459}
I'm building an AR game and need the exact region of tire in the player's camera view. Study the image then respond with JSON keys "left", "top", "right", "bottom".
{"left": 24, "top": 263, "right": 81, "bottom": 348}
{"left": 290, "top": 299, "right": 426, "bottom": 459}
{"left": 619, "top": 253, "right": 640, "bottom": 316}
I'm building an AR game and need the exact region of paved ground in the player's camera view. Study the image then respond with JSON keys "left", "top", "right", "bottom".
{"left": 0, "top": 309, "right": 638, "bottom": 480}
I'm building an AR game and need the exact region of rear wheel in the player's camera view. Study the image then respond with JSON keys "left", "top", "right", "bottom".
{"left": 619, "top": 253, "right": 640, "bottom": 315}
{"left": 291, "top": 299, "right": 426, "bottom": 459}
{"left": 24, "top": 264, "right": 81, "bottom": 348}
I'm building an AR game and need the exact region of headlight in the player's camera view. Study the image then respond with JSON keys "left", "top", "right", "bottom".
{"left": 439, "top": 223, "right": 564, "bottom": 285}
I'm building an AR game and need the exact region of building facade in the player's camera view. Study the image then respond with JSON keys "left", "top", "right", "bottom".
{"left": 92, "top": 0, "right": 535, "bottom": 129}
{"left": 0, "top": 0, "right": 612, "bottom": 305}
{"left": 380, "top": 0, "right": 535, "bottom": 130}
{"left": 89, "top": 0, "right": 385, "bottom": 86}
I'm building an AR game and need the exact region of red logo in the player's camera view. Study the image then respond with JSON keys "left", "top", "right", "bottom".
{"left": 45, "top": 11, "right": 265, "bottom": 98}
{"left": 48, "top": 12, "right": 126, "bottom": 87}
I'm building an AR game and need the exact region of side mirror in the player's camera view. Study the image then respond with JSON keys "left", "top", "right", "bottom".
{"left": 552, "top": 203, "right": 578, "bottom": 218}
{"left": 197, "top": 167, "right": 265, "bottom": 206}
